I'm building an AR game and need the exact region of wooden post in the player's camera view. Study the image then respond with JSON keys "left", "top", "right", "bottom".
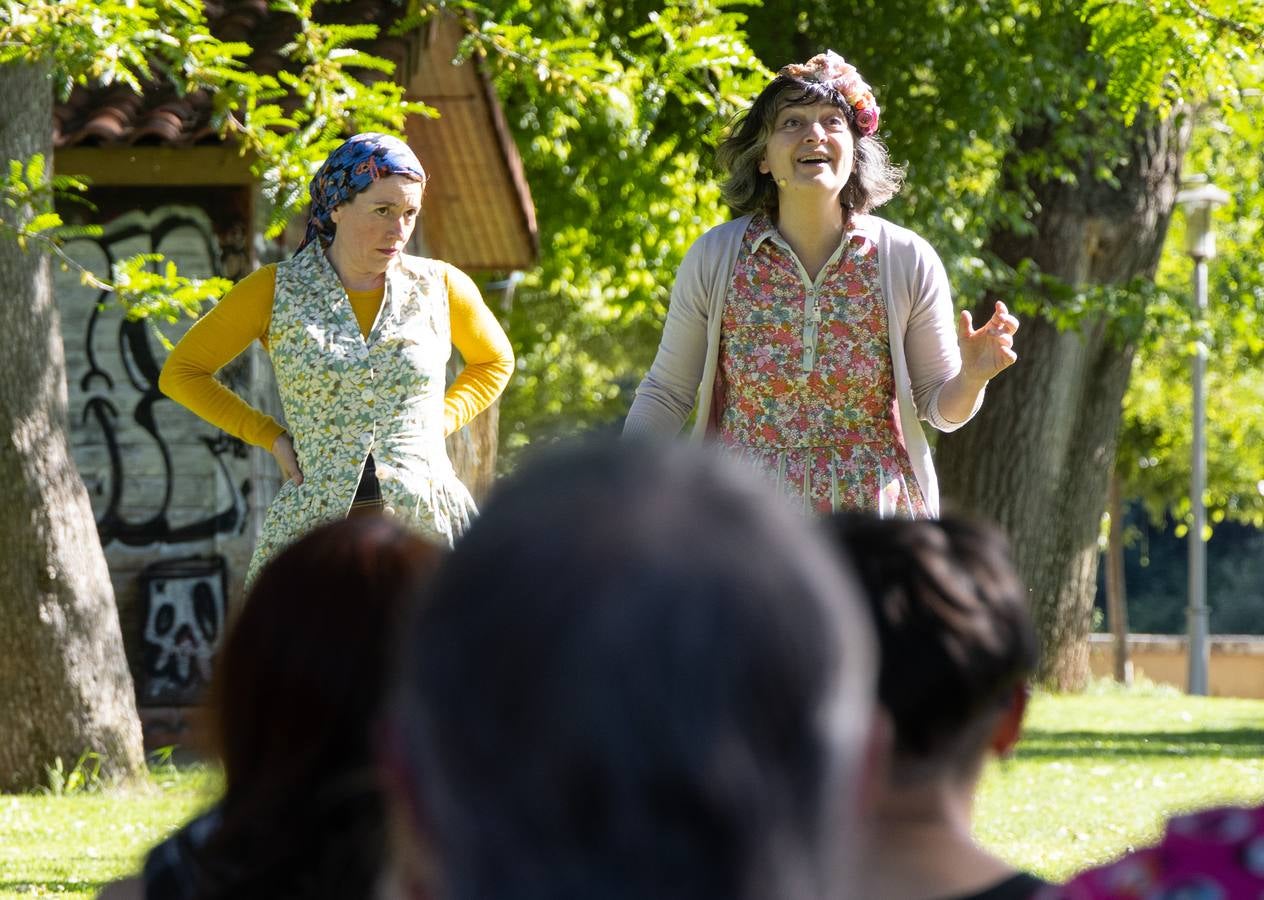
{"left": 1106, "top": 473, "right": 1132, "bottom": 684}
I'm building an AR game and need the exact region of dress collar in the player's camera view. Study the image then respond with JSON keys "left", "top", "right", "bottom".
{"left": 748, "top": 210, "right": 877, "bottom": 254}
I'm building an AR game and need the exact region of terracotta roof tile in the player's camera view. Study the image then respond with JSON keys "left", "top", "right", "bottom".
{"left": 53, "top": 0, "right": 404, "bottom": 149}
{"left": 52, "top": 1, "right": 537, "bottom": 271}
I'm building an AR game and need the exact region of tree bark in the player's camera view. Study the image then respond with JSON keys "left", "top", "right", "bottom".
{"left": 936, "top": 108, "right": 1190, "bottom": 690}
{"left": 0, "top": 58, "right": 145, "bottom": 790}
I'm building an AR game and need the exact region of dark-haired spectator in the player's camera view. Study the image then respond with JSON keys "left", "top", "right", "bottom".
{"left": 98, "top": 516, "right": 443, "bottom": 900}
{"left": 386, "top": 439, "right": 879, "bottom": 900}
{"left": 830, "top": 513, "right": 1047, "bottom": 900}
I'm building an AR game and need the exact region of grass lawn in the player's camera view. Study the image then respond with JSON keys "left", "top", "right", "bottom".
{"left": 977, "top": 681, "right": 1264, "bottom": 881}
{"left": 2, "top": 684, "right": 1262, "bottom": 897}
{"left": 0, "top": 762, "right": 220, "bottom": 899}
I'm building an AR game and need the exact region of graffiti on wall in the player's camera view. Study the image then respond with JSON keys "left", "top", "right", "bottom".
{"left": 59, "top": 208, "right": 253, "bottom": 547}
{"left": 139, "top": 555, "right": 228, "bottom": 705}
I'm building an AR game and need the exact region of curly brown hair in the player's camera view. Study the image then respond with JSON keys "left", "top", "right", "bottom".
{"left": 717, "top": 74, "right": 904, "bottom": 217}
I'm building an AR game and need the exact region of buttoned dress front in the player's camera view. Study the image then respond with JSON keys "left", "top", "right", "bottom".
{"left": 245, "top": 242, "right": 475, "bottom": 583}
{"left": 625, "top": 214, "right": 974, "bottom": 516}
{"left": 717, "top": 214, "right": 927, "bottom": 516}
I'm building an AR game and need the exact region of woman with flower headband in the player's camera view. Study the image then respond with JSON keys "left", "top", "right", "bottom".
{"left": 161, "top": 133, "right": 513, "bottom": 583}
{"left": 624, "top": 52, "right": 1018, "bottom": 517}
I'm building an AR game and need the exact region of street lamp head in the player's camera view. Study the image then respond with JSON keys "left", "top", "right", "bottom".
{"left": 1176, "top": 178, "right": 1231, "bottom": 260}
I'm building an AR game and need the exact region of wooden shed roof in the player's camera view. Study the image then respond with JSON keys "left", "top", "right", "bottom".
{"left": 407, "top": 16, "right": 538, "bottom": 272}
{"left": 52, "top": 1, "right": 537, "bottom": 272}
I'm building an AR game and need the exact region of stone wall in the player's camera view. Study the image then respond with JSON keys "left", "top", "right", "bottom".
{"left": 1088, "top": 634, "right": 1264, "bottom": 698}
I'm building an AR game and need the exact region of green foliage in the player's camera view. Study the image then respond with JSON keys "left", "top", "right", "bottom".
{"left": 1, "top": 155, "right": 100, "bottom": 253}
{"left": 468, "top": 0, "right": 770, "bottom": 460}
{"left": 2, "top": 153, "right": 233, "bottom": 329}
{"left": 111, "top": 255, "right": 233, "bottom": 340}
{"left": 1080, "top": 12, "right": 1264, "bottom": 534}
{"left": 40, "top": 752, "right": 104, "bottom": 797}
{"left": 2, "top": 0, "right": 432, "bottom": 250}
{"left": 1118, "top": 64, "right": 1264, "bottom": 531}
{"left": 0, "top": 0, "right": 216, "bottom": 97}
{"left": 0, "top": 0, "right": 442, "bottom": 343}
{"left": 5, "top": 0, "right": 1263, "bottom": 510}
{"left": 976, "top": 257, "right": 1170, "bottom": 349}
{"left": 1083, "top": 0, "right": 1264, "bottom": 124}
{"left": 1122, "top": 349, "right": 1264, "bottom": 533}
{"left": 233, "top": 0, "right": 435, "bottom": 236}
{"left": 740, "top": 1, "right": 1263, "bottom": 535}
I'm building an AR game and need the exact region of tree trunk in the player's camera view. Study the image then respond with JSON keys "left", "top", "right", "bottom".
{"left": 936, "top": 108, "right": 1190, "bottom": 690}
{"left": 0, "top": 58, "right": 144, "bottom": 790}
{"left": 1106, "top": 472, "right": 1132, "bottom": 684}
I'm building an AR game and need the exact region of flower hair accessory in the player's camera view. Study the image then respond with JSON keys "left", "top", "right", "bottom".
{"left": 779, "top": 50, "right": 881, "bottom": 136}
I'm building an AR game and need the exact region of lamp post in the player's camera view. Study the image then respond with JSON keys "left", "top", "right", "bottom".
{"left": 1174, "top": 177, "right": 1229, "bottom": 696}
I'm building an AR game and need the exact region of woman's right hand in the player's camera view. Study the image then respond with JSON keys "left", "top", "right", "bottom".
{"left": 272, "top": 433, "right": 304, "bottom": 485}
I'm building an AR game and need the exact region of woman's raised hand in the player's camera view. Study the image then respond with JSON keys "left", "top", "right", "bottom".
{"left": 271, "top": 433, "right": 304, "bottom": 485}
{"left": 957, "top": 300, "right": 1020, "bottom": 384}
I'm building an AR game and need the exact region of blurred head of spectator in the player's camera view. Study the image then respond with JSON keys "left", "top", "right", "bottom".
{"left": 830, "top": 512, "right": 1044, "bottom": 900}
{"left": 388, "top": 440, "right": 879, "bottom": 900}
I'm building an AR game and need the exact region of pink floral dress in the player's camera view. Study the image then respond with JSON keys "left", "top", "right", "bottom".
{"left": 1036, "top": 804, "right": 1264, "bottom": 899}
{"left": 717, "top": 213, "right": 928, "bottom": 517}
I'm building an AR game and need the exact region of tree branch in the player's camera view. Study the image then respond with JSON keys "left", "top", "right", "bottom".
{"left": 0, "top": 218, "right": 112, "bottom": 290}
{"left": 1182, "top": 0, "right": 1264, "bottom": 45}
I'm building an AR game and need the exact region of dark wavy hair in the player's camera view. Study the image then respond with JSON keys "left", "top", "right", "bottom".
{"left": 196, "top": 516, "right": 444, "bottom": 899}
{"left": 717, "top": 74, "right": 904, "bottom": 217}
{"left": 393, "top": 439, "right": 877, "bottom": 900}
{"left": 828, "top": 513, "right": 1038, "bottom": 782}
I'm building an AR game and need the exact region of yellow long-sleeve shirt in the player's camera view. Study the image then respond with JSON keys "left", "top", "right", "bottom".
{"left": 159, "top": 261, "right": 514, "bottom": 450}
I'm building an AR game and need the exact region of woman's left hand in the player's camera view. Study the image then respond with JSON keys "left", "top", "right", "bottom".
{"left": 957, "top": 300, "right": 1020, "bottom": 383}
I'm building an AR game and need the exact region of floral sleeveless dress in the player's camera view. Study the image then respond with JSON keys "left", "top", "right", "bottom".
{"left": 245, "top": 242, "right": 476, "bottom": 583}
{"left": 717, "top": 213, "right": 928, "bottom": 517}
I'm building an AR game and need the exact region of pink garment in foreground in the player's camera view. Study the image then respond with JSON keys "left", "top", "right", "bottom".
{"left": 1037, "top": 804, "right": 1264, "bottom": 899}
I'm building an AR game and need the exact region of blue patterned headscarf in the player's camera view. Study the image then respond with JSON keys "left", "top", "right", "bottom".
{"left": 297, "top": 132, "right": 427, "bottom": 252}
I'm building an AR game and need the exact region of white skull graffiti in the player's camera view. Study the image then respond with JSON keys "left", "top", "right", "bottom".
{"left": 142, "top": 571, "right": 226, "bottom": 703}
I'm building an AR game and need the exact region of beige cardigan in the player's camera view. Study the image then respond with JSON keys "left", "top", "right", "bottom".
{"left": 623, "top": 213, "right": 980, "bottom": 515}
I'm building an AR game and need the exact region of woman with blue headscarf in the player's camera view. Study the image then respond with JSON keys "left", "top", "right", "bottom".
{"left": 161, "top": 133, "right": 513, "bottom": 583}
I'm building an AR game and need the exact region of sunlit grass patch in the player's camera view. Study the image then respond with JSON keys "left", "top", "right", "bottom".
{"left": 0, "top": 762, "right": 220, "bottom": 899}
{"left": 2, "top": 688, "right": 1263, "bottom": 896}
{"left": 976, "top": 687, "right": 1264, "bottom": 881}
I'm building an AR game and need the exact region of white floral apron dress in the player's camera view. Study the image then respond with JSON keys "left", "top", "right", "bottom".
{"left": 245, "top": 242, "right": 476, "bottom": 583}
